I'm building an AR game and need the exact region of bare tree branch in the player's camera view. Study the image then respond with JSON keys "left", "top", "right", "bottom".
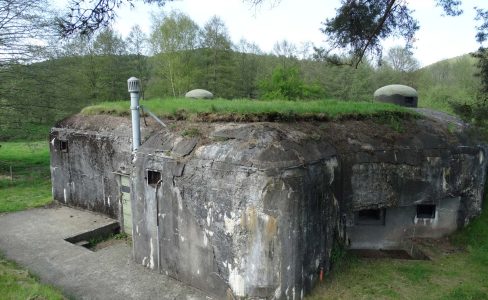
{"left": 58, "top": 0, "right": 172, "bottom": 37}
{"left": 0, "top": 0, "right": 56, "bottom": 65}
{"left": 353, "top": 0, "right": 396, "bottom": 68}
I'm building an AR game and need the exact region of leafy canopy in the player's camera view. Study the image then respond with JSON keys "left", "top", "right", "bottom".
{"left": 319, "top": 0, "right": 418, "bottom": 68}
{"left": 259, "top": 66, "right": 325, "bottom": 100}
{"left": 316, "top": 0, "right": 469, "bottom": 67}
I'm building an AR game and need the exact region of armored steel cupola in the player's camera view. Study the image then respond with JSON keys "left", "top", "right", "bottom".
{"left": 373, "top": 84, "right": 418, "bottom": 107}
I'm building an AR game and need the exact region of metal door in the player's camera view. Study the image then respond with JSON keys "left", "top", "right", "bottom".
{"left": 120, "top": 175, "right": 132, "bottom": 235}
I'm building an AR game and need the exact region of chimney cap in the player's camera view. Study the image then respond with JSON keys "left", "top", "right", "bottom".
{"left": 128, "top": 77, "right": 140, "bottom": 93}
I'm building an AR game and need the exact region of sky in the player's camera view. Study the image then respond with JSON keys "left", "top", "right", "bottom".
{"left": 57, "top": 0, "right": 483, "bottom": 67}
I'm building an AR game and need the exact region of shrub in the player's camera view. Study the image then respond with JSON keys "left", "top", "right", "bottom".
{"left": 259, "top": 66, "right": 325, "bottom": 100}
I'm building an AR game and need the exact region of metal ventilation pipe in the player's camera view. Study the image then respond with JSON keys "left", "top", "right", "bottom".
{"left": 128, "top": 77, "right": 141, "bottom": 152}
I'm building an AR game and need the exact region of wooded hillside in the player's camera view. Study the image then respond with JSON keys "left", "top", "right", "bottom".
{"left": 0, "top": 12, "right": 481, "bottom": 141}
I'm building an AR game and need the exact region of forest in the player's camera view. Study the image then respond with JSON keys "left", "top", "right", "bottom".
{"left": 0, "top": 10, "right": 482, "bottom": 141}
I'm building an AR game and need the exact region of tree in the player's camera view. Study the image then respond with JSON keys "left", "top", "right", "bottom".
{"left": 233, "top": 39, "right": 262, "bottom": 98}
{"left": 414, "top": 55, "right": 479, "bottom": 112}
{"left": 474, "top": 49, "right": 488, "bottom": 97}
{"left": 92, "top": 28, "right": 128, "bottom": 101}
{"left": 61, "top": 0, "right": 483, "bottom": 72}
{"left": 384, "top": 46, "right": 419, "bottom": 73}
{"left": 150, "top": 11, "right": 200, "bottom": 97}
{"left": 317, "top": 0, "right": 419, "bottom": 68}
{"left": 199, "top": 16, "right": 235, "bottom": 98}
{"left": 272, "top": 40, "right": 298, "bottom": 68}
{"left": 259, "top": 65, "right": 325, "bottom": 100}
{"left": 297, "top": 41, "right": 315, "bottom": 60}
{"left": 58, "top": 0, "right": 171, "bottom": 36}
{"left": 151, "top": 12, "right": 200, "bottom": 54}
{"left": 93, "top": 28, "right": 126, "bottom": 56}
{"left": 55, "top": 28, "right": 130, "bottom": 102}
{"left": 458, "top": 7, "right": 488, "bottom": 124}
{"left": 0, "top": 0, "right": 55, "bottom": 65}
{"left": 474, "top": 8, "right": 488, "bottom": 96}
{"left": 126, "top": 25, "right": 150, "bottom": 98}
{"left": 0, "top": 0, "right": 58, "bottom": 139}
{"left": 127, "top": 25, "right": 149, "bottom": 56}
{"left": 302, "top": 0, "right": 465, "bottom": 67}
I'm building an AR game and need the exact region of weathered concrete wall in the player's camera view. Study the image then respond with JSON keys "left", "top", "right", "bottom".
{"left": 346, "top": 149, "right": 485, "bottom": 215}
{"left": 50, "top": 130, "right": 126, "bottom": 217}
{"left": 336, "top": 116, "right": 487, "bottom": 249}
{"left": 50, "top": 112, "right": 487, "bottom": 299}
{"left": 131, "top": 124, "right": 342, "bottom": 299}
{"left": 348, "top": 197, "right": 462, "bottom": 249}
{"left": 50, "top": 115, "right": 136, "bottom": 218}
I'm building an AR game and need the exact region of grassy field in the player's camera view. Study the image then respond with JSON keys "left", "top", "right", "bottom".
{"left": 0, "top": 141, "right": 52, "bottom": 212}
{"left": 418, "top": 97, "right": 454, "bottom": 115}
{"left": 0, "top": 123, "right": 53, "bottom": 142}
{"left": 309, "top": 252, "right": 488, "bottom": 299}
{"left": 81, "top": 98, "right": 413, "bottom": 121}
{"left": 0, "top": 254, "right": 65, "bottom": 300}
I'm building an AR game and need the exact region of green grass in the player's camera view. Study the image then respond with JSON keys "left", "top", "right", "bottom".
{"left": 418, "top": 97, "right": 455, "bottom": 114}
{"left": 0, "top": 141, "right": 52, "bottom": 212}
{"left": 0, "top": 123, "right": 52, "bottom": 142}
{"left": 417, "top": 89, "right": 478, "bottom": 117}
{"left": 308, "top": 252, "right": 488, "bottom": 299}
{"left": 81, "top": 98, "right": 413, "bottom": 121}
{"left": 0, "top": 254, "right": 66, "bottom": 300}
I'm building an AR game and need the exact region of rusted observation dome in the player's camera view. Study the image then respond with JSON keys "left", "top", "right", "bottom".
{"left": 374, "top": 84, "right": 418, "bottom": 107}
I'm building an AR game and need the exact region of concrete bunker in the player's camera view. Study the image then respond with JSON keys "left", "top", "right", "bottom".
{"left": 50, "top": 105, "right": 487, "bottom": 299}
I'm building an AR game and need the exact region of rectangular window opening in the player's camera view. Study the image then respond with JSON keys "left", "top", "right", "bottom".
{"left": 355, "top": 208, "right": 385, "bottom": 225}
{"left": 60, "top": 140, "right": 68, "bottom": 152}
{"left": 416, "top": 204, "right": 436, "bottom": 219}
{"left": 147, "top": 170, "right": 161, "bottom": 186}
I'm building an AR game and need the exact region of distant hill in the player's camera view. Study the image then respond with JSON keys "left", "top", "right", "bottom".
{"left": 421, "top": 53, "right": 478, "bottom": 71}
{"left": 416, "top": 53, "right": 480, "bottom": 114}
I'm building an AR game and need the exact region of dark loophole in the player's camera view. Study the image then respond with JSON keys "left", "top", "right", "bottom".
{"left": 417, "top": 204, "right": 436, "bottom": 219}
{"left": 60, "top": 140, "right": 68, "bottom": 152}
{"left": 355, "top": 209, "right": 385, "bottom": 225}
{"left": 147, "top": 170, "right": 161, "bottom": 186}
{"left": 405, "top": 97, "right": 415, "bottom": 104}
